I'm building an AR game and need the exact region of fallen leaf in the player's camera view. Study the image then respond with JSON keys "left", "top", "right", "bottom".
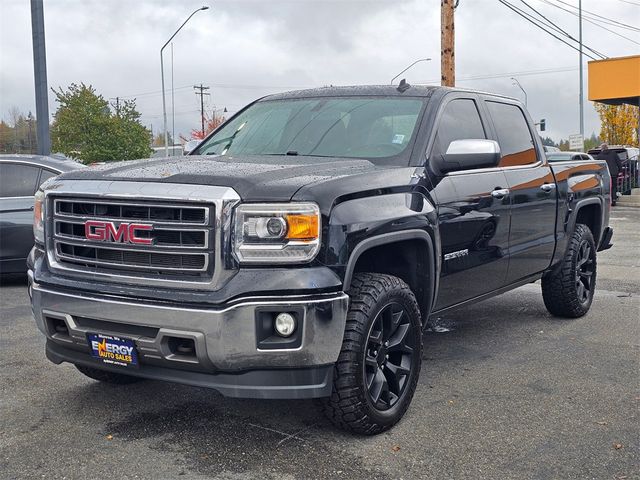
{"left": 391, "top": 445, "right": 401, "bottom": 452}
{"left": 106, "top": 434, "right": 113, "bottom": 440}
{"left": 613, "top": 443, "right": 623, "bottom": 450}
{"left": 448, "top": 400, "right": 455, "bottom": 405}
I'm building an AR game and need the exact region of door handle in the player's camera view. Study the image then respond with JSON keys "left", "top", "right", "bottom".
{"left": 540, "top": 183, "right": 556, "bottom": 192}
{"left": 491, "top": 188, "right": 510, "bottom": 199}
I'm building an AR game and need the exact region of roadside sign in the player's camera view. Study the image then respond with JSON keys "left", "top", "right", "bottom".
{"left": 569, "top": 134, "right": 584, "bottom": 151}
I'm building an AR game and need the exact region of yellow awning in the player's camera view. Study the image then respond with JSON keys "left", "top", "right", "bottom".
{"left": 588, "top": 55, "right": 640, "bottom": 106}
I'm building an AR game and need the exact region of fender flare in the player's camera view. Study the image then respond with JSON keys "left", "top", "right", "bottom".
{"left": 566, "top": 197, "right": 605, "bottom": 245}
{"left": 343, "top": 229, "right": 436, "bottom": 320}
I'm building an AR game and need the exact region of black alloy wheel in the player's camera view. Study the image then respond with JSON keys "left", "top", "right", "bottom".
{"left": 322, "top": 273, "right": 423, "bottom": 435}
{"left": 575, "top": 239, "right": 595, "bottom": 305}
{"left": 364, "top": 302, "right": 416, "bottom": 411}
{"left": 542, "top": 223, "right": 597, "bottom": 318}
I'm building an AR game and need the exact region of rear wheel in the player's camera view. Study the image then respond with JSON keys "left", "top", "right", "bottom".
{"left": 322, "top": 273, "right": 423, "bottom": 435}
{"left": 76, "top": 365, "right": 143, "bottom": 384}
{"left": 542, "top": 223, "right": 597, "bottom": 318}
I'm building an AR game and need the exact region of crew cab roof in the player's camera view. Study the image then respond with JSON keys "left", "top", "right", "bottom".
{"left": 263, "top": 85, "right": 519, "bottom": 102}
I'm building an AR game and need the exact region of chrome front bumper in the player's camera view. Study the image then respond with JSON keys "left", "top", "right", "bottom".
{"left": 29, "top": 276, "right": 348, "bottom": 398}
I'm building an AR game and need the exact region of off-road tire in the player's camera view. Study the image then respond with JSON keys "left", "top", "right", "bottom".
{"left": 322, "top": 273, "right": 423, "bottom": 435}
{"left": 76, "top": 365, "right": 144, "bottom": 384}
{"left": 542, "top": 223, "right": 597, "bottom": 318}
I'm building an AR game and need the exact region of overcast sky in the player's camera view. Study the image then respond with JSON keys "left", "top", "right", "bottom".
{"left": 1, "top": 0, "right": 638, "bottom": 143}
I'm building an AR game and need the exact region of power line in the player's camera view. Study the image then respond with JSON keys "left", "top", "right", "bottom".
{"left": 457, "top": 65, "right": 579, "bottom": 80}
{"left": 549, "top": 0, "right": 640, "bottom": 31}
{"left": 114, "top": 82, "right": 314, "bottom": 101}
{"left": 118, "top": 85, "right": 194, "bottom": 99}
{"left": 517, "top": 0, "right": 607, "bottom": 58}
{"left": 497, "top": 0, "right": 599, "bottom": 60}
{"left": 614, "top": 0, "right": 640, "bottom": 6}
{"left": 538, "top": 0, "right": 640, "bottom": 45}
{"left": 415, "top": 65, "right": 580, "bottom": 85}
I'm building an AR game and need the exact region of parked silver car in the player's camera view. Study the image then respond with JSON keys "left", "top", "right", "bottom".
{"left": 546, "top": 152, "right": 595, "bottom": 162}
{"left": 0, "top": 155, "right": 84, "bottom": 274}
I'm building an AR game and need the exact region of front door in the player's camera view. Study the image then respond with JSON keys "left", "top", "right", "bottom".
{"left": 427, "top": 96, "right": 511, "bottom": 310}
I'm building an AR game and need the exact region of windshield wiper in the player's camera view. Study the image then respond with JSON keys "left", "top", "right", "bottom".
{"left": 199, "top": 121, "right": 248, "bottom": 156}
{"left": 219, "top": 121, "right": 247, "bottom": 155}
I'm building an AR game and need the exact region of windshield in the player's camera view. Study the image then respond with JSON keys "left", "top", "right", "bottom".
{"left": 193, "top": 97, "right": 425, "bottom": 164}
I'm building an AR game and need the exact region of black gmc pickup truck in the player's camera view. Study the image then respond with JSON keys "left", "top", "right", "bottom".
{"left": 28, "top": 85, "right": 613, "bottom": 434}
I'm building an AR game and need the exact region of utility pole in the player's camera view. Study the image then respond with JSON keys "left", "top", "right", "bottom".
{"left": 194, "top": 84, "right": 210, "bottom": 137}
{"left": 578, "top": 0, "right": 584, "bottom": 148}
{"left": 441, "top": 0, "right": 456, "bottom": 87}
{"left": 110, "top": 97, "right": 121, "bottom": 116}
{"left": 30, "top": 0, "right": 51, "bottom": 155}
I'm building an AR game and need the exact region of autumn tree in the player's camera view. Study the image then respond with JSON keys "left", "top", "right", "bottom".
{"left": 595, "top": 103, "right": 639, "bottom": 147}
{"left": 50, "top": 83, "right": 152, "bottom": 163}
{"left": 181, "top": 110, "right": 226, "bottom": 142}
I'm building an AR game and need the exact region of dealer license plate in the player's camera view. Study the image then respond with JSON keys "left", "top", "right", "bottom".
{"left": 87, "top": 333, "right": 138, "bottom": 368}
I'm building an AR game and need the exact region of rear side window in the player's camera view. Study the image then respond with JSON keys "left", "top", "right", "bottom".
{"left": 431, "top": 98, "right": 486, "bottom": 161}
{"left": 486, "top": 101, "right": 537, "bottom": 167}
{"left": 0, "top": 163, "right": 40, "bottom": 197}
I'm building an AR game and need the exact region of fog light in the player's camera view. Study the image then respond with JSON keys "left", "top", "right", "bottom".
{"left": 274, "top": 313, "right": 296, "bottom": 337}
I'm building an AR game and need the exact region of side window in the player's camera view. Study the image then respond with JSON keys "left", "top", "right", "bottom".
{"left": 0, "top": 163, "right": 40, "bottom": 197}
{"left": 486, "top": 101, "right": 537, "bottom": 167}
{"left": 39, "top": 168, "right": 59, "bottom": 187}
{"left": 431, "top": 98, "right": 486, "bottom": 161}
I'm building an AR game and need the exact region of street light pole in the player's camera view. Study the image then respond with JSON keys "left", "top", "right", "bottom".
{"left": 391, "top": 58, "right": 432, "bottom": 85}
{"left": 30, "top": 0, "right": 51, "bottom": 155}
{"left": 161, "top": 6, "right": 209, "bottom": 156}
{"left": 511, "top": 77, "right": 527, "bottom": 107}
{"left": 171, "top": 42, "right": 175, "bottom": 153}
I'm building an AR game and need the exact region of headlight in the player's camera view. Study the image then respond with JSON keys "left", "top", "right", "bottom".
{"left": 33, "top": 189, "right": 45, "bottom": 244}
{"left": 233, "top": 203, "right": 320, "bottom": 264}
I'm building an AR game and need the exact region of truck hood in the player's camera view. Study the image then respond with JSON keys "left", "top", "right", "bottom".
{"left": 58, "top": 154, "right": 380, "bottom": 201}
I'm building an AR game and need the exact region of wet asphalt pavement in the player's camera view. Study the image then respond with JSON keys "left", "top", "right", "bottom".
{"left": 1, "top": 207, "right": 638, "bottom": 480}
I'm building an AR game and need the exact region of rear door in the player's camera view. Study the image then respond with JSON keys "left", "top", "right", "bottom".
{"left": 428, "top": 94, "right": 511, "bottom": 310}
{"left": 0, "top": 162, "right": 42, "bottom": 272}
{"left": 484, "top": 100, "right": 557, "bottom": 283}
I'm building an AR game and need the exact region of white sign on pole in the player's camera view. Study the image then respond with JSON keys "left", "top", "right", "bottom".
{"left": 569, "top": 134, "right": 584, "bottom": 151}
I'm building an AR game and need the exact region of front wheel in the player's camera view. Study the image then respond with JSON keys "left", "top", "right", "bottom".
{"left": 322, "top": 273, "right": 423, "bottom": 435}
{"left": 542, "top": 223, "right": 597, "bottom": 318}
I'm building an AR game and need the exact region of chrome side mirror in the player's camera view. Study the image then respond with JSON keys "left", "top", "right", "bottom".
{"left": 439, "top": 139, "right": 501, "bottom": 173}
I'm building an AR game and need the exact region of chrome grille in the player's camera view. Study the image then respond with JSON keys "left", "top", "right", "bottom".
{"left": 51, "top": 198, "right": 213, "bottom": 277}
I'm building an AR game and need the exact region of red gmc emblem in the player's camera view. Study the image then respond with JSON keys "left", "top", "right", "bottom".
{"left": 84, "top": 221, "right": 153, "bottom": 245}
